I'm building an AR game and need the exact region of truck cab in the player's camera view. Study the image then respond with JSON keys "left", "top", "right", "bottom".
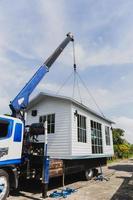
{"left": 0, "top": 115, "right": 24, "bottom": 166}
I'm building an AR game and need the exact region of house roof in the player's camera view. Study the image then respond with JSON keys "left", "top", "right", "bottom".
{"left": 27, "top": 92, "right": 114, "bottom": 124}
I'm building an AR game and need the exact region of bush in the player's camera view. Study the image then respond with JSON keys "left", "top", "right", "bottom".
{"left": 113, "top": 128, "right": 132, "bottom": 159}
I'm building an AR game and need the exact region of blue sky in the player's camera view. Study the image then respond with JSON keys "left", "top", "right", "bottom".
{"left": 0, "top": 0, "right": 133, "bottom": 143}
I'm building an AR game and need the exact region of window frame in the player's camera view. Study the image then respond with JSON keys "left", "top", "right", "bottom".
{"left": 77, "top": 114, "right": 87, "bottom": 143}
{"left": 105, "top": 126, "right": 111, "bottom": 146}
{"left": 39, "top": 113, "right": 55, "bottom": 134}
{"left": 91, "top": 120, "right": 103, "bottom": 154}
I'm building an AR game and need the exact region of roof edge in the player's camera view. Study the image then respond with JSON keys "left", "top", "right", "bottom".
{"left": 27, "top": 92, "right": 114, "bottom": 124}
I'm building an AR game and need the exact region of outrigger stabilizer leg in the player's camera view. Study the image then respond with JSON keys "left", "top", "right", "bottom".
{"left": 95, "top": 164, "right": 109, "bottom": 181}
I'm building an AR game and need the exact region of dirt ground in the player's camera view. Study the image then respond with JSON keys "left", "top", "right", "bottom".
{"left": 8, "top": 159, "right": 133, "bottom": 200}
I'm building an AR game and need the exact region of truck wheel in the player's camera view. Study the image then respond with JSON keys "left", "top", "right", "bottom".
{"left": 0, "top": 169, "right": 9, "bottom": 200}
{"left": 84, "top": 169, "right": 93, "bottom": 181}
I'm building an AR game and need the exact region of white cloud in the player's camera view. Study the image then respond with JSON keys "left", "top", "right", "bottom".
{"left": 31, "top": 1, "right": 69, "bottom": 60}
{"left": 0, "top": 0, "right": 133, "bottom": 131}
{"left": 56, "top": 40, "right": 133, "bottom": 70}
{"left": 113, "top": 116, "right": 133, "bottom": 144}
{"left": 71, "top": 43, "right": 133, "bottom": 69}
{"left": 57, "top": 1, "right": 133, "bottom": 69}
{"left": 0, "top": 0, "right": 69, "bottom": 114}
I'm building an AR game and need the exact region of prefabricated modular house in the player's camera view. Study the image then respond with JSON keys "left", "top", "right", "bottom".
{"left": 26, "top": 92, "right": 114, "bottom": 179}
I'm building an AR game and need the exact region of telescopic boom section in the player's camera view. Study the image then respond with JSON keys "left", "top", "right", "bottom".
{"left": 10, "top": 33, "right": 74, "bottom": 118}
{"left": 45, "top": 32, "right": 74, "bottom": 69}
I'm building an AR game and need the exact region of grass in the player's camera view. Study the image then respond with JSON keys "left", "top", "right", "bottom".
{"left": 107, "top": 154, "right": 133, "bottom": 165}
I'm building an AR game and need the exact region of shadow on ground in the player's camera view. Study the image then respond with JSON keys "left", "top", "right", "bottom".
{"left": 10, "top": 173, "right": 82, "bottom": 199}
{"left": 109, "top": 164, "right": 133, "bottom": 173}
{"left": 109, "top": 161, "right": 133, "bottom": 200}
{"left": 110, "top": 174, "right": 133, "bottom": 200}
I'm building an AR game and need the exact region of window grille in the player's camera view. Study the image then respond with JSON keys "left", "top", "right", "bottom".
{"left": 91, "top": 120, "right": 103, "bottom": 154}
{"left": 39, "top": 114, "right": 55, "bottom": 134}
{"left": 105, "top": 126, "right": 110, "bottom": 145}
{"left": 77, "top": 114, "right": 87, "bottom": 143}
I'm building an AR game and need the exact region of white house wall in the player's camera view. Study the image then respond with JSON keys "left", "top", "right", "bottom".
{"left": 71, "top": 103, "right": 114, "bottom": 157}
{"left": 26, "top": 97, "right": 71, "bottom": 158}
{"left": 27, "top": 97, "right": 114, "bottom": 159}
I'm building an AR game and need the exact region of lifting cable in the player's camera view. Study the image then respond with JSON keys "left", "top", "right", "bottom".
{"left": 72, "top": 72, "right": 76, "bottom": 99}
{"left": 55, "top": 71, "right": 73, "bottom": 95}
{"left": 72, "top": 41, "right": 83, "bottom": 103}
{"left": 55, "top": 39, "right": 105, "bottom": 118}
{"left": 76, "top": 76, "right": 82, "bottom": 104}
{"left": 76, "top": 71, "right": 105, "bottom": 118}
{"left": 72, "top": 41, "right": 76, "bottom": 99}
{"left": 55, "top": 40, "right": 81, "bottom": 98}
{"left": 72, "top": 40, "right": 105, "bottom": 118}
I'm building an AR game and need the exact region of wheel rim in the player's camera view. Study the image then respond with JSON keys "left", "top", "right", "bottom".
{"left": 86, "top": 169, "right": 93, "bottom": 178}
{"left": 0, "top": 176, "right": 8, "bottom": 199}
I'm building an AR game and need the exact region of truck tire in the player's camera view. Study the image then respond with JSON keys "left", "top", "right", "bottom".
{"left": 84, "top": 169, "right": 93, "bottom": 181}
{"left": 0, "top": 169, "right": 9, "bottom": 200}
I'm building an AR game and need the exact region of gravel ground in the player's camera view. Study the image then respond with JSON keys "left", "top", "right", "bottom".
{"left": 8, "top": 159, "right": 133, "bottom": 200}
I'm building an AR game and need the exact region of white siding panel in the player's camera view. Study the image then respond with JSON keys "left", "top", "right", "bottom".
{"left": 71, "top": 103, "right": 114, "bottom": 156}
{"left": 26, "top": 97, "right": 71, "bottom": 158}
{"left": 71, "top": 105, "right": 91, "bottom": 156}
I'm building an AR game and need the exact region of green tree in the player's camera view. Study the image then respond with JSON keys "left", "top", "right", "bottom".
{"left": 119, "top": 143, "right": 130, "bottom": 158}
{"left": 112, "top": 128, "right": 131, "bottom": 158}
{"left": 112, "top": 128, "right": 124, "bottom": 145}
{"left": 129, "top": 144, "right": 133, "bottom": 154}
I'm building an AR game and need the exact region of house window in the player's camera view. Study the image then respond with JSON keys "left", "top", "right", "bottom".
{"left": 77, "top": 114, "right": 87, "bottom": 143}
{"left": 39, "top": 114, "right": 55, "bottom": 134}
{"left": 105, "top": 126, "right": 110, "bottom": 145}
{"left": 91, "top": 120, "right": 103, "bottom": 154}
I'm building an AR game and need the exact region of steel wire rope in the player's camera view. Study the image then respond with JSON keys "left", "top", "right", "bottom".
{"left": 76, "top": 71, "right": 105, "bottom": 118}
{"left": 76, "top": 72, "right": 83, "bottom": 104}
{"left": 72, "top": 71, "right": 76, "bottom": 99}
{"left": 55, "top": 71, "right": 74, "bottom": 95}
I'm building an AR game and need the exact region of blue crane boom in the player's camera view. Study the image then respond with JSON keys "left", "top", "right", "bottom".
{"left": 9, "top": 33, "right": 74, "bottom": 118}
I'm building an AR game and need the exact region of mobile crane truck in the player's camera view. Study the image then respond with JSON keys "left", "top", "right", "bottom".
{"left": 0, "top": 33, "right": 74, "bottom": 200}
